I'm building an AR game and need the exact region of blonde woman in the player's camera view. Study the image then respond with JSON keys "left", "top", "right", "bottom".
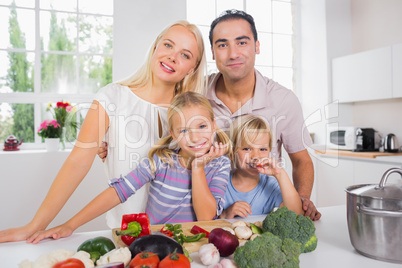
{"left": 219, "top": 115, "right": 303, "bottom": 219}
{"left": 0, "top": 21, "right": 207, "bottom": 243}
{"left": 27, "top": 92, "right": 232, "bottom": 243}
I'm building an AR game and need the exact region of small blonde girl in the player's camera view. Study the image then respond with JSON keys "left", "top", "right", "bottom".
{"left": 28, "top": 92, "right": 233, "bottom": 243}
{"left": 220, "top": 115, "right": 303, "bottom": 219}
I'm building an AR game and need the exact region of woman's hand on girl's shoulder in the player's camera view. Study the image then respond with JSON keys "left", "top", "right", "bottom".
{"left": 192, "top": 142, "right": 227, "bottom": 168}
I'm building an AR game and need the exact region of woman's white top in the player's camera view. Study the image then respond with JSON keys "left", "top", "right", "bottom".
{"left": 94, "top": 83, "right": 169, "bottom": 228}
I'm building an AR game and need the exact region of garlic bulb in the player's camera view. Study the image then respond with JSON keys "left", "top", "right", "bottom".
{"left": 199, "top": 243, "right": 220, "bottom": 266}
{"left": 220, "top": 258, "right": 238, "bottom": 268}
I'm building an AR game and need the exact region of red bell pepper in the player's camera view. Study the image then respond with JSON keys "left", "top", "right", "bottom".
{"left": 115, "top": 213, "right": 151, "bottom": 246}
{"left": 190, "top": 225, "right": 210, "bottom": 238}
{"left": 160, "top": 226, "right": 173, "bottom": 237}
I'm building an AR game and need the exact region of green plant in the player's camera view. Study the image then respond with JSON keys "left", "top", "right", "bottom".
{"left": 47, "top": 101, "right": 78, "bottom": 130}
{"left": 37, "top": 119, "right": 61, "bottom": 139}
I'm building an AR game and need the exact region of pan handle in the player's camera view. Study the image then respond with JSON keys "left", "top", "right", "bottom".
{"left": 377, "top": 168, "right": 402, "bottom": 189}
{"left": 357, "top": 203, "right": 402, "bottom": 217}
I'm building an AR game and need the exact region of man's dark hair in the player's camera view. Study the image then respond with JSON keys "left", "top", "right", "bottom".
{"left": 209, "top": 9, "right": 258, "bottom": 46}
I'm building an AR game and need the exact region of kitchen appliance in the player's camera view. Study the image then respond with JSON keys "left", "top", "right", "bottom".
{"left": 383, "top": 133, "right": 399, "bottom": 153}
{"left": 353, "top": 128, "right": 380, "bottom": 152}
{"left": 327, "top": 126, "right": 357, "bottom": 150}
{"left": 3, "top": 135, "right": 23, "bottom": 151}
{"left": 345, "top": 168, "right": 402, "bottom": 264}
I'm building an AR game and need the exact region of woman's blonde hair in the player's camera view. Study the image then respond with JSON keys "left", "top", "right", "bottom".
{"left": 118, "top": 20, "right": 207, "bottom": 95}
{"left": 148, "top": 91, "right": 233, "bottom": 173}
{"left": 229, "top": 115, "right": 273, "bottom": 167}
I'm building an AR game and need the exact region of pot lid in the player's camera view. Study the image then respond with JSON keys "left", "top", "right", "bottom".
{"left": 347, "top": 168, "right": 402, "bottom": 200}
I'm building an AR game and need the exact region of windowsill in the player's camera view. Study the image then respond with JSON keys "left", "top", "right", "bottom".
{"left": 0, "top": 148, "right": 72, "bottom": 155}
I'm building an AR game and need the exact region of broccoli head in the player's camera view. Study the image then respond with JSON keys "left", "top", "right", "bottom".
{"left": 234, "top": 232, "right": 301, "bottom": 268}
{"left": 303, "top": 234, "right": 317, "bottom": 253}
{"left": 262, "top": 207, "right": 317, "bottom": 253}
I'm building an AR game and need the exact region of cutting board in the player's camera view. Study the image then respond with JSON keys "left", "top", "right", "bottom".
{"left": 315, "top": 149, "right": 402, "bottom": 159}
{"left": 112, "top": 219, "right": 235, "bottom": 253}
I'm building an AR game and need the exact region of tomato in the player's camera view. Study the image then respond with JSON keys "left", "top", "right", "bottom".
{"left": 159, "top": 251, "right": 190, "bottom": 268}
{"left": 129, "top": 252, "right": 160, "bottom": 268}
{"left": 52, "top": 258, "right": 85, "bottom": 268}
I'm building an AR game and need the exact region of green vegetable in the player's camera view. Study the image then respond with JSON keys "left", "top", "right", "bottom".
{"left": 162, "top": 223, "right": 205, "bottom": 245}
{"left": 182, "top": 248, "right": 193, "bottom": 263}
{"left": 77, "top": 236, "right": 116, "bottom": 263}
{"left": 115, "top": 221, "right": 142, "bottom": 237}
{"left": 262, "top": 206, "right": 317, "bottom": 253}
{"left": 249, "top": 223, "right": 263, "bottom": 234}
{"left": 304, "top": 234, "right": 318, "bottom": 253}
{"left": 180, "top": 233, "right": 206, "bottom": 243}
{"left": 234, "top": 232, "right": 301, "bottom": 268}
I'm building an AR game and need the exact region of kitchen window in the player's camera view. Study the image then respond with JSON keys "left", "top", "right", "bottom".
{"left": 186, "top": 0, "right": 295, "bottom": 89}
{"left": 0, "top": 0, "right": 113, "bottom": 148}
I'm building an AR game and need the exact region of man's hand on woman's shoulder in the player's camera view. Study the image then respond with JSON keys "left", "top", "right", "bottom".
{"left": 98, "top": 141, "right": 108, "bottom": 162}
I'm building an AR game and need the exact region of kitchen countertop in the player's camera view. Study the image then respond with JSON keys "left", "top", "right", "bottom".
{"left": 312, "top": 148, "right": 402, "bottom": 164}
{"left": 1, "top": 206, "right": 401, "bottom": 267}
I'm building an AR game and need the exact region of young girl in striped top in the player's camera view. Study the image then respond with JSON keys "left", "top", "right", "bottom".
{"left": 29, "top": 92, "right": 232, "bottom": 242}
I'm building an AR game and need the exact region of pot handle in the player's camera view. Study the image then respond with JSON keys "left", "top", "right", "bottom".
{"left": 357, "top": 203, "right": 402, "bottom": 217}
{"left": 377, "top": 168, "right": 402, "bottom": 189}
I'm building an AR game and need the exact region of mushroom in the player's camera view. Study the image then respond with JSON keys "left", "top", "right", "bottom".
{"left": 231, "top": 221, "right": 247, "bottom": 229}
{"left": 221, "top": 227, "right": 235, "bottom": 235}
{"left": 253, "top": 221, "right": 263, "bottom": 228}
{"left": 250, "top": 233, "right": 261, "bottom": 241}
{"left": 234, "top": 226, "right": 253, "bottom": 240}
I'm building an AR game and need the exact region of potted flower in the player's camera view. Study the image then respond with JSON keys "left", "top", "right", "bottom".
{"left": 47, "top": 101, "right": 78, "bottom": 149}
{"left": 37, "top": 119, "right": 61, "bottom": 151}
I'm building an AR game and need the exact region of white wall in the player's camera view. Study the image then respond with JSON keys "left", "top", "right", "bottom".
{"left": 0, "top": 150, "right": 108, "bottom": 232}
{"left": 351, "top": 0, "right": 402, "bottom": 52}
{"left": 298, "top": 0, "right": 353, "bottom": 146}
{"left": 300, "top": 0, "right": 402, "bottom": 147}
{"left": 113, "top": 0, "right": 187, "bottom": 81}
{"left": 350, "top": 0, "right": 402, "bottom": 143}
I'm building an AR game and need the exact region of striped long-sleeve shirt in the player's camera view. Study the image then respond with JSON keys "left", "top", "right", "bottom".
{"left": 109, "top": 153, "right": 231, "bottom": 225}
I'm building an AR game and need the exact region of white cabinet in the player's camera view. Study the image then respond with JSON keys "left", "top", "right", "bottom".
{"left": 392, "top": 43, "right": 402, "bottom": 98}
{"left": 332, "top": 46, "right": 393, "bottom": 103}
{"left": 314, "top": 156, "right": 402, "bottom": 207}
{"left": 353, "top": 161, "right": 397, "bottom": 185}
{"left": 316, "top": 157, "right": 353, "bottom": 207}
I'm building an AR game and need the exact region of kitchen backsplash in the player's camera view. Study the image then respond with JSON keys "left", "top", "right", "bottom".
{"left": 353, "top": 98, "right": 402, "bottom": 149}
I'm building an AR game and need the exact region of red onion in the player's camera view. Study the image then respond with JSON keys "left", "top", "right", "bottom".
{"left": 208, "top": 228, "right": 239, "bottom": 257}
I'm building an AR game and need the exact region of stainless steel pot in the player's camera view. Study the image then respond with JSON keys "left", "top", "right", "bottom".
{"left": 345, "top": 168, "right": 402, "bottom": 264}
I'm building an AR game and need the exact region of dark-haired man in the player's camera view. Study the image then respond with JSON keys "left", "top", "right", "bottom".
{"left": 207, "top": 10, "right": 321, "bottom": 220}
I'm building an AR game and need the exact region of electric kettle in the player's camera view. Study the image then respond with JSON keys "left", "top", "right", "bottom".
{"left": 383, "top": 133, "right": 399, "bottom": 152}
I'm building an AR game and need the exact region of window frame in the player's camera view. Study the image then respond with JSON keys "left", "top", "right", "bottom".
{"left": 0, "top": 0, "right": 113, "bottom": 149}
{"left": 186, "top": 0, "right": 296, "bottom": 91}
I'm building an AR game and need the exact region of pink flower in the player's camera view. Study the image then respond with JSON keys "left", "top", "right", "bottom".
{"left": 50, "top": 120, "right": 60, "bottom": 128}
{"left": 66, "top": 105, "right": 73, "bottom": 113}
